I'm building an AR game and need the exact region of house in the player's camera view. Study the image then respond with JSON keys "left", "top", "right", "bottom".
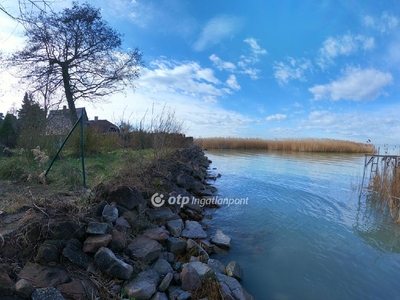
{"left": 87, "top": 116, "right": 120, "bottom": 134}
{"left": 46, "top": 105, "right": 119, "bottom": 135}
{"left": 46, "top": 105, "right": 88, "bottom": 135}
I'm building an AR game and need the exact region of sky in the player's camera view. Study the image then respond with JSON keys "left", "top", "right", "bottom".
{"left": 0, "top": 0, "right": 400, "bottom": 144}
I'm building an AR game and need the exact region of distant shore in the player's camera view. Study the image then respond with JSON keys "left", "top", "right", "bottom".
{"left": 195, "top": 137, "right": 374, "bottom": 153}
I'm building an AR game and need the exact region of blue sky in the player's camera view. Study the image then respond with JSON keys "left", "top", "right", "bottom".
{"left": 1, "top": 0, "right": 400, "bottom": 144}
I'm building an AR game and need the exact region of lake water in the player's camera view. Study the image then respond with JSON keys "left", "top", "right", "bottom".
{"left": 204, "top": 150, "right": 400, "bottom": 300}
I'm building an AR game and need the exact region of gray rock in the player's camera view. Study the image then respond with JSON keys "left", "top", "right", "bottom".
{"left": 166, "top": 219, "right": 184, "bottom": 237}
{"left": 181, "top": 220, "right": 207, "bottom": 239}
{"left": 153, "top": 258, "right": 173, "bottom": 276}
{"left": 17, "top": 262, "right": 70, "bottom": 287}
{"left": 62, "top": 239, "right": 93, "bottom": 269}
{"left": 143, "top": 227, "right": 169, "bottom": 242}
{"left": 211, "top": 230, "right": 231, "bottom": 249}
{"left": 187, "top": 261, "right": 216, "bottom": 280}
{"left": 42, "top": 220, "right": 86, "bottom": 240}
{"left": 127, "top": 236, "right": 163, "bottom": 262}
{"left": 208, "top": 258, "right": 226, "bottom": 275}
{"left": 115, "top": 216, "right": 131, "bottom": 229}
{"left": 166, "top": 237, "right": 187, "bottom": 255}
{"left": 168, "top": 286, "right": 192, "bottom": 300}
{"left": 162, "top": 252, "right": 175, "bottom": 263}
{"left": 31, "top": 287, "right": 65, "bottom": 300}
{"left": 102, "top": 203, "right": 119, "bottom": 223}
{"left": 157, "top": 272, "right": 173, "bottom": 292}
{"left": 226, "top": 261, "right": 243, "bottom": 281}
{"left": 108, "top": 228, "right": 127, "bottom": 253}
{"left": 86, "top": 222, "right": 112, "bottom": 235}
{"left": 106, "top": 186, "right": 146, "bottom": 212}
{"left": 124, "top": 269, "right": 160, "bottom": 299}
{"left": 0, "top": 267, "right": 14, "bottom": 296}
{"left": 186, "top": 239, "right": 209, "bottom": 263}
{"left": 150, "top": 292, "right": 168, "bottom": 300}
{"left": 217, "top": 274, "right": 254, "bottom": 300}
{"left": 15, "top": 279, "right": 35, "bottom": 298}
{"left": 199, "top": 189, "right": 213, "bottom": 197}
{"left": 35, "top": 240, "right": 66, "bottom": 264}
{"left": 94, "top": 247, "right": 133, "bottom": 280}
{"left": 146, "top": 207, "right": 180, "bottom": 225}
{"left": 83, "top": 234, "right": 112, "bottom": 253}
{"left": 180, "top": 264, "right": 202, "bottom": 291}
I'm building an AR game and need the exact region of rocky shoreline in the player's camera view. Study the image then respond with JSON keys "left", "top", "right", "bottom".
{"left": 0, "top": 145, "right": 254, "bottom": 300}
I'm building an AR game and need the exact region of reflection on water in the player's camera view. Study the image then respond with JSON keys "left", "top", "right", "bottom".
{"left": 205, "top": 150, "right": 400, "bottom": 300}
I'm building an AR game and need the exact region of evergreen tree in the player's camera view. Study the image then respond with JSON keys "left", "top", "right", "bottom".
{"left": 18, "top": 92, "right": 46, "bottom": 149}
{"left": 0, "top": 113, "right": 4, "bottom": 128}
{"left": 0, "top": 113, "right": 18, "bottom": 148}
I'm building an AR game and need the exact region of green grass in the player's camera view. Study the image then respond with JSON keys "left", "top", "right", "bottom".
{"left": 0, "top": 148, "right": 154, "bottom": 190}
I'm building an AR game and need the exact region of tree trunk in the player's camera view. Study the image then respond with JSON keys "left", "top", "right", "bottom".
{"left": 61, "top": 64, "right": 78, "bottom": 124}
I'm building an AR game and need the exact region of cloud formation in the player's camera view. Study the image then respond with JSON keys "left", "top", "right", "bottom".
{"left": 266, "top": 114, "right": 287, "bottom": 121}
{"left": 363, "top": 12, "right": 399, "bottom": 34}
{"left": 193, "top": 15, "right": 243, "bottom": 51}
{"left": 209, "top": 54, "right": 236, "bottom": 71}
{"left": 273, "top": 57, "right": 312, "bottom": 85}
{"left": 309, "top": 67, "right": 393, "bottom": 101}
{"left": 316, "top": 34, "right": 375, "bottom": 68}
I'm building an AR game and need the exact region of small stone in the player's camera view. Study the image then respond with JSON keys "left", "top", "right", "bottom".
{"left": 143, "top": 227, "right": 169, "bottom": 242}
{"left": 180, "top": 264, "right": 202, "bottom": 291}
{"left": 86, "top": 222, "right": 112, "bottom": 234}
{"left": 211, "top": 230, "right": 231, "bottom": 249}
{"left": 166, "top": 237, "right": 187, "bottom": 255}
{"left": 94, "top": 247, "right": 133, "bottom": 280}
{"left": 31, "top": 287, "right": 65, "bottom": 300}
{"left": 15, "top": 279, "right": 35, "bottom": 298}
{"left": 207, "top": 259, "right": 226, "bottom": 275}
{"left": 153, "top": 258, "right": 173, "bottom": 276}
{"left": 124, "top": 269, "right": 160, "bottom": 299}
{"left": 62, "top": 239, "right": 93, "bottom": 269}
{"left": 127, "top": 236, "right": 163, "bottom": 262}
{"left": 181, "top": 220, "right": 207, "bottom": 239}
{"left": 166, "top": 219, "right": 184, "bottom": 237}
{"left": 83, "top": 234, "right": 112, "bottom": 253}
{"left": 168, "top": 286, "right": 192, "bottom": 300}
{"left": 151, "top": 292, "right": 169, "bottom": 300}
{"left": 102, "top": 203, "right": 119, "bottom": 223}
{"left": 157, "top": 272, "right": 173, "bottom": 292}
{"left": 225, "top": 261, "right": 243, "bottom": 281}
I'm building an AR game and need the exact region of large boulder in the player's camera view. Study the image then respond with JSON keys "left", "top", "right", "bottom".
{"left": 106, "top": 186, "right": 146, "bottom": 212}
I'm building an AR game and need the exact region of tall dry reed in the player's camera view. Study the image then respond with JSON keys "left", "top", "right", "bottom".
{"left": 195, "top": 137, "right": 374, "bottom": 153}
{"left": 368, "top": 161, "right": 400, "bottom": 223}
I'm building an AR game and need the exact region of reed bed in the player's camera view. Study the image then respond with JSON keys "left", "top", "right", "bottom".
{"left": 368, "top": 161, "right": 400, "bottom": 223}
{"left": 195, "top": 137, "right": 374, "bottom": 153}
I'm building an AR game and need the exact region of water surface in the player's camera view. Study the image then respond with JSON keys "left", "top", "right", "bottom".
{"left": 205, "top": 150, "right": 400, "bottom": 300}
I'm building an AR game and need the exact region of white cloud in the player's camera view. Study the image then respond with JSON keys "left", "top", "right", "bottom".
{"left": 309, "top": 67, "right": 393, "bottom": 101}
{"left": 316, "top": 34, "right": 375, "bottom": 68}
{"left": 363, "top": 12, "right": 399, "bottom": 34}
{"left": 193, "top": 15, "right": 243, "bottom": 51}
{"left": 209, "top": 54, "right": 236, "bottom": 71}
{"left": 226, "top": 74, "right": 240, "bottom": 91}
{"left": 273, "top": 57, "right": 312, "bottom": 85}
{"left": 266, "top": 114, "right": 287, "bottom": 121}
{"left": 244, "top": 38, "right": 268, "bottom": 56}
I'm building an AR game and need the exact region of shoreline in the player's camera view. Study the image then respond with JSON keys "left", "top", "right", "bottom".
{"left": 0, "top": 144, "right": 254, "bottom": 300}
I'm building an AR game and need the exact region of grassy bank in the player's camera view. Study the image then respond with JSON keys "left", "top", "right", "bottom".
{"left": 195, "top": 137, "right": 374, "bottom": 153}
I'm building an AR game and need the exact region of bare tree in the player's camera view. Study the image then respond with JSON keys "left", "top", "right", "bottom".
{"left": 7, "top": 1, "right": 144, "bottom": 122}
{"left": 0, "top": 0, "right": 56, "bottom": 20}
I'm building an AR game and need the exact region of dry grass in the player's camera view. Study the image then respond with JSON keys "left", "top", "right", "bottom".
{"left": 195, "top": 137, "right": 374, "bottom": 153}
{"left": 368, "top": 163, "right": 400, "bottom": 222}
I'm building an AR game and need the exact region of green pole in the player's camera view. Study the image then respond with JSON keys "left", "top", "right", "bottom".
{"left": 81, "top": 108, "right": 86, "bottom": 187}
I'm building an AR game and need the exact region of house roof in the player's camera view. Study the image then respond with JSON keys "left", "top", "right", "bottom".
{"left": 87, "top": 119, "right": 120, "bottom": 133}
